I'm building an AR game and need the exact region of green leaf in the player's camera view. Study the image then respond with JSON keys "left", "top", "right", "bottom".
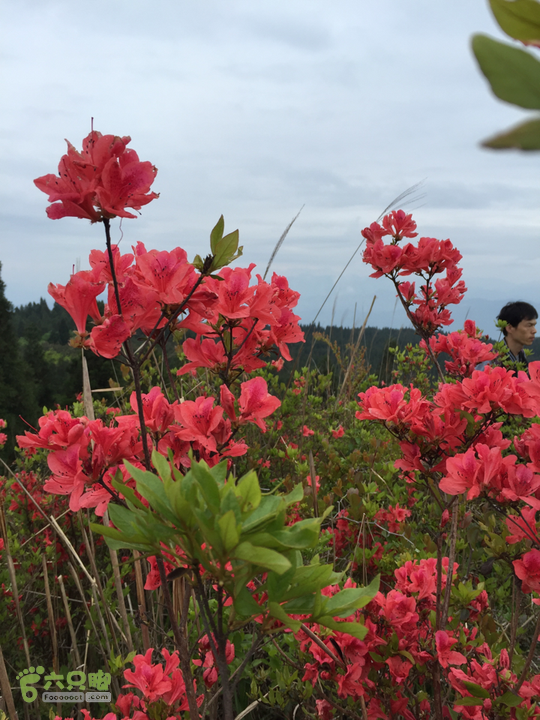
{"left": 247, "top": 525, "right": 319, "bottom": 551}
{"left": 399, "top": 650, "right": 415, "bottom": 664}
{"left": 151, "top": 450, "right": 172, "bottom": 484}
{"left": 456, "top": 697, "right": 485, "bottom": 707}
{"left": 90, "top": 523, "right": 153, "bottom": 553}
{"left": 490, "top": 0, "right": 540, "bottom": 42}
{"left": 111, "top": 476, "right": 147, "bottom": 511}
{"left": 192, "top": 506, "right": 223, "bottom": 552}
{"left": 316, "top": 616, "right": 368, "bottom": 640}
{"left": 210, "top": 215, "right": 225, "bottom": 253}
{"left": 123, "top": 461, "right": 178, "bottom": 524}
{"left": 324, "top": 577, "right": 380, "bottom": 617}
{"left": 237, "top": 470, "right": 262, "bottom": 513}
{"left": 241, "top": 495, "right": 283, "bottom": 533}
{"left": 267, "top": 559, "right": 297, "bottom": 602}
{"left": 281, "top": 564, "right": 342, "bottom": 601}
{"left": 218, "top": 510, "right": 240, "bottom": 552}
{"left": 220, "top": 488, "right": 242, "bottom": 523}
{"left": 462, "top": 681, "right": 490, "bottom": 699}
{"left": 191, "top": 460, "right": 221, "bottom": 511}
{"left": 472, "top": 33, "right": 540, "bottom": 109}
{"left": 211, "top": 230, "right": 243, "bottom": 272}
{"left": 234, "top": 542, "right": 291, "bottom": 574}
{"left": 496, "top": 691, "right": 522, "bottom": 707}
{"left": 284, "top": 483, "right": 304, "bottom": 506}
{"left": 268, "top": 602, "right": 301, "bottom": 632}
{"left": 497, "top": 690, "right": 523, "bottom": 707}
{"left": 234, "top": 586, "right": 262, "bottom": 617}
{"left": 482, "top": 116, "right": 540, "bottom": 149}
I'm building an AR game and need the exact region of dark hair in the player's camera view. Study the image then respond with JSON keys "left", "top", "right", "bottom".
{"left": 498, "top": 301, "right": 538, "bottom": 336}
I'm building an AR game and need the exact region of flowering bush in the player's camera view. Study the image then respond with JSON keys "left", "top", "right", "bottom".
{"left": 3, "top": 134, "right": 540, "bottom": 720}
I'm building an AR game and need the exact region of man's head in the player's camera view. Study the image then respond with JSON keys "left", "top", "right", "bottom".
{"left": 498, "top": 301, "right": 538, "bottom": 351}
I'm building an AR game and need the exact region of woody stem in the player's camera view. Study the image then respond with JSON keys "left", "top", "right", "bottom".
{"left": 103, "top": 218, "right": 151, "bottom": 470}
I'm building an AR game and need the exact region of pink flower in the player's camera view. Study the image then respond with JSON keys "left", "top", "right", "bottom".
{"left": 331, "top": 425, "right": 344, "bottom": 438}
{"left": 385, "top": 656, "right": 412, "bottom": 684}
{"left": 123, "top": 649, "right": 172, "bottom": 701}
{"left": 48, "top": 270, "right": 103, "bottom": 337}
{"left": 35, "top": 131, "right": 158, "bottom": 222}
{"left": 303, "top": 425, "right": 315, "bottom": 437}
{"left": 435, "top": 630, "right": 466, "bottom": 668}
{"left": 514, "top": 549, "right": 540, "bottom": 594}
{"left": 238, "top": 377, "right": 281, "bottom": 432}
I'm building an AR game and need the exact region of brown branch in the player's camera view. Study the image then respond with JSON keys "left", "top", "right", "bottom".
{"left": 440, "top": 498, "right": 458, "bottom": 629}
{"left": 515, "top": 608, "right": 540, "bottom": 693}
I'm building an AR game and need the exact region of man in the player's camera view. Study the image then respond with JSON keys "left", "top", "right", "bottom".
{"left": 496, "top": 301, "right": 537, "bottom": 369}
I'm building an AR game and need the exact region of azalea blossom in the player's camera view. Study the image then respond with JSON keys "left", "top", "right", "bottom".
{"left": 34, "top": 131, "right": 158, "bottom": 222}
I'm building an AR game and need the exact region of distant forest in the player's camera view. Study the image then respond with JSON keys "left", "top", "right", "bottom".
{"left": 3, "top": 281, "right": 539, "bottom": 459}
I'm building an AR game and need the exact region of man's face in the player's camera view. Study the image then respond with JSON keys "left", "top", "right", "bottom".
{"left": 507, "top": 317, "right": 537, "bottom": 347}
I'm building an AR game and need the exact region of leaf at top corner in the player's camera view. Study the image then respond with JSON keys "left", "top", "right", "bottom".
{"left": 482, "top": 116, "right": 540, "bottom": 149}
{"left": 472, "top": 34, "right": 540, "bottom": 109}
{"left": 489, "top": 0, "right": 540, "bottom": 43}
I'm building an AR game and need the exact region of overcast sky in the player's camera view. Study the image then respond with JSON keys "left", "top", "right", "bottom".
{"left": 2, "top": 0, "right": 539, "bottom": 335}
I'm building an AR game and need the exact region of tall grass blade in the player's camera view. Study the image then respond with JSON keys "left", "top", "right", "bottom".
{"left": 263, "top": 206, "right": 304, "bottom": 281}
{"left": 312, "top": 182, "right": 425, "bottom": 325}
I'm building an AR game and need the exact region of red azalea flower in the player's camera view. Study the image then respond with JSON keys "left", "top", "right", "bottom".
{"left": 35, "top": 131, "right": 158, "bottom": 222}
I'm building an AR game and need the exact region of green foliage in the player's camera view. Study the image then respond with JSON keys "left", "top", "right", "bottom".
{"left": 193, "top": 215, "right": 243, "bottom": 274}
{"left": 472, "top": 34, "right": 540, "bottom": 109}
{"left": 473, "top": 0, "right": 540, "bottom": 149}
{"left": 489, "top": 0, "right": 540, "bottom": 42}
{"left": 93, "top": 451, "right": 378, "bottom": 639}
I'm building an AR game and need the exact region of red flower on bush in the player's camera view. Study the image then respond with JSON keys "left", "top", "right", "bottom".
{"left": 34, "top": 131, "right": 158, "bottom": 222}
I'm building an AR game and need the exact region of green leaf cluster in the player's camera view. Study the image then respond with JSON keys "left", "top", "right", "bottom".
{"left": 193, "top": 215, "right": 243, "bottom": 274}
{"left": 473, "top": 0, "right": 540, "bottom": 149}
{"left": 91, "top": 450, "right": 378, "bottom": 637}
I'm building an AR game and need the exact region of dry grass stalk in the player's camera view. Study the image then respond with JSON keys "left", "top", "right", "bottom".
{"left": 0, "top": 642, "right": 18, "bottom": 720}
{"left": 336, "top": 295, "right": 376, "bottom": 405}
{"left": 57, "top": 575, "right": 82, "bottom": 668}
{"left": 82, "top": 350, "right": 95, "bottom": 421}
{"left": 41, "top": 555, "right": 59, "bottom": 672}
{"left": 0, "top": 505, "right": 31, "bottom": 668}
{"left": 133, "top": 550, "right": 151, "bottom": 651}
{"left": 77, "top": 515, "right": 122, "bottom": 654}
{"left": 67, "top": 563, "right": 109, "bottom": 667}
{"left": 68, "top": 563, "right": 120, "bottom": 695}
{"left": 104, "top": 511, "right": 134, "bottom": 653}
{"left": 308, "top": 450, "right": 318, "bottom": 518}
{"left": 263, "top": 206, "right": 303, "bottom": 281}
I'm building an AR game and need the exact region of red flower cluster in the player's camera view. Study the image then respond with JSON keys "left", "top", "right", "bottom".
{"left": 362, "top": 210, "right": 466, "bottom": 336}
{"left": 422, "top": 320, "right": 497, "bottom": 379}
{"left": 16, "top": 379, "right": 280, "bottom": 513}
{"left": 48, "top": 244, "right": 303, "bottom": 369}
{"left": 34, "top": 131, "right": 158, "bottom": 222}
{"left": 119, "top": 647, "right": 202, "bottom": 717}
{"left": 297, "top": 557, "right": 540, "bottom": 719}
